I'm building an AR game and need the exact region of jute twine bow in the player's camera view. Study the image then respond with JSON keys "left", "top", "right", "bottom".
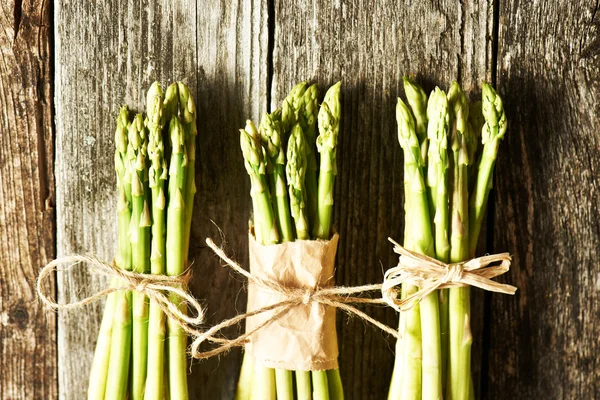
{"left": 382, "top": 238, "right": 517, "bottom": 312}
{"left": 188, "top": 238, "right": 401, "bottom": 360}
{"left": 37, "top": 255, "right": 204, "bottom": 335}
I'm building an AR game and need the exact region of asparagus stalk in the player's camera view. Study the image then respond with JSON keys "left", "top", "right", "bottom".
{"left": 313, "top": 82, "right": 341, "bottom": 240}
{"left": 301, "top": 84, "right": 319, "bottom": 230}
{"left": 426, "top": 87, "right": 451, "bottom": 390}
{"left": 286, "top": 123, "right": 310, "bottom": 241}
{"left": 90, "top": 107, "right": 131, "bottom": 400}
{"left": 403, "top": 76, "right": 429, "bottom": 162}
{"left": 469, "top": 83, "right": 507, "bottom": 255}
{"left": 281, "top": 82, "right": 308, "bottom": 134}
{"left": 166, "top": 110, "right": 191, "bottom": 400}
{"left": 467, "top": 101, "right": 484, "bottom": 188}
{"left": 260, "top": 112, "right": 294, "bottom": 242}
{"left": 128, "top": 113, "right": 152, "bottom": 400}
{"left": 313, "top": 82, "right": 343, "bottom": 400}
{"left": 145, "top": 82, "right": 167, "bottom": 400}
{"left": 446, "top": 82, "right": 472, "bottom": 400}
{"left": 395, "top": 98, "right": 440, "bottom": 400}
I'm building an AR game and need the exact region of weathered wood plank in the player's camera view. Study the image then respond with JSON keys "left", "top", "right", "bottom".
{"left": 273, "top": 1, "right": 493, "bottom": 398}
{"left": 487, "top": 1, "right": 600, "bottom": 398}
{"left": 54, "top": 1, "right": 197, "bottom": 398}
{"left": 189, "top": 0, "right": 268, "bottom": 398}
{"left": 0, "top": 0, "right": 56, "bottom": 399}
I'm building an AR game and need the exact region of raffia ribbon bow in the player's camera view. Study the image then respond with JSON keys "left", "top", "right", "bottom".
{"left": 37, "top": 255, "right": 204, "bottom": 335}
{"left": 189, "top": 238, "right": 400, "bottom": 360}
{"left": 382, "top": 238, "right": 517, "bottom": 312}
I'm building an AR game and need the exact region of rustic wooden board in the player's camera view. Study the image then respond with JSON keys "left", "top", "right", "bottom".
{"left": 0, "top": 0, "right": 56, "bottom": 399}
{"left": 272, "top": 1, "right": 493, "bottom": 398}
{"left": 189, "top": 0, "right": 268, "bottom": 398}
{"left": 486, "top": 1, "right": 600, "bottom": 398}
{"left": 54, "top": 0, "right": 268, "bottom": 398}
{"left": 54, "top": 1, "right": 198, "bottom": 398}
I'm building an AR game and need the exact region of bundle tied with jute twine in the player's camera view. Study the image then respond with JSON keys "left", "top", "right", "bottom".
{"left": 37, "top": 255, "right": 205, "bottom": 345}
{"left": 381, "top": 237, "right": 517, "bottom": 312}
{"left": 192, "top": 234, "right": 401, "bottom": 371}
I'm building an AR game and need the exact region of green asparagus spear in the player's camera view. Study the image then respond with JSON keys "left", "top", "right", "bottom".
{"left": 281, "top": 82, "right": 308, "bottom": 134}
{"left": 313, "top": 82, "right": 341, "bottom": 240}
{"left": 447, "top": 82, "right": 473, "bottom": 400}
{"left": 145, "top": 82, "right": 167, "bottom": 400}
{"left": 396, "top": 98, "right": 441, "bottom": 400}
{"left": 426, "top": 87, "right": 451, "bottom": 391}
{"left": 301, "top": 84, "right": 319, "bottom": 230}
{"left": 286, "top": 124, "right": 310, "bottom": 240}
{"left": 469, "top": 83, "right": 507, "bottom": 255}
{"left": 403, "top": 76, "right": 429, "bottom": 161}
{"left": 128, "top": 113, "right": 151, "bottom": 400}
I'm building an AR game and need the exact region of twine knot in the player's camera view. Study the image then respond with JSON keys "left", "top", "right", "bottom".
{"left": 382, "top": 238, "right": 517, "bottom": 312}
{"left": 301, "top": 289, "right": 314, "bottom": 305}
{"left": 37, "top": 254, "right": 205, "bottom": 343}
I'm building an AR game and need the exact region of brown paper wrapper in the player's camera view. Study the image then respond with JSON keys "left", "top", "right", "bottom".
{"left": 246, "top": 233, "right": 340, "bottom": 371}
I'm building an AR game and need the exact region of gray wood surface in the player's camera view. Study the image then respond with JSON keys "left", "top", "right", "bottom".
{"left": 272, "top": 1, "right": 493, "bottom": 398}
{"left": 0, "top": 0, "right": 56, "bottom": 399}
{"left": 486, "top": 1, "right": 600, "bottom": 398}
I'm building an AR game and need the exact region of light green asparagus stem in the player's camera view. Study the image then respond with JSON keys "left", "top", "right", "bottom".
{"left": 89, "top": 107, "right": 131, "bottom": 400}
{"left": 447, "top": 82, "right": 472, "bottom": 400}
{"left": 259, "top": 112, "right": 294, "bottom": 242}
{"left": 236, "top": 352, "right": 254, "bottom": 400}
{"left": 251, "top": 365, "right": 277, "bottom": 400}
{"left": 403, "top": 76, "right": 429, "bottom": 161}
{"left": 286, "top": 124, "right": 310, "bottom": 240}
{"left": 426, "top": 87, "right": 451, "bottom": 391}
{"left": 128, "top": 113, "right": 151, "bottom": 400}
{"left": 387, "top": 269, "right": 406, "bottom": 400}
{"left": 313, "top": 81, "right": 341, "bottom": 240}
{"left": 396, "top": 98, "right": 440, "bottom": 400}
{"left": 177, "top": 82, "right": 198, "bottom": 257}
{"left": 312, "top": 370, "right": 330, "bottom": 400}
{"left": 301, "top": 84, "right": 319, "bottom": 229}
{"left": 166, "top": 115, "right": 190, "bottom": 400}
{"left": 327, "top": 369, "right": 344, "bottom": 400}
{"left": 275, "top": 369, "right": 294, "bottom": 400}
{"left": 469, "top": 83, "right": 507, "bottom": 255}
{"left": 104, "top": 287, "right": 133, "bottom": 400}
{"left": 145, "top": 82, "right": 167, "bottom": 400}
{"left": 241, "top": 120, "right": 279, "bottom": 245}
{"left": 296, "top": 371, "right": 312, "bottom": 400}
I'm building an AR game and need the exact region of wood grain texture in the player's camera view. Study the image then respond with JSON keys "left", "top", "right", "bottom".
{"left": 272, "top": 1, "right": 493, "bottom": 398}
{"left": 486, "top": 0, "right": 600, "bottom": 398}
{"left": 0, "top": 0, "right": 56, "bottom": 399}
{"left": 189, "top": 0, "right": 267, "bottom": 398}
{"left": 54, "top": 1, "right": 197, "bottom": 398}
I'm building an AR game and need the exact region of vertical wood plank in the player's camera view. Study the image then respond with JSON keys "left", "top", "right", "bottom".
{"left": 54, "top": 1, "right": 197, "bottom": 398}
{"left": 0, "top": 0, "right": 56, "bottom": 399}
{"left": 272, "top": 1, "right": 492, "bottom": 398}
{"left": 189, "top": 0, "right": 268, "bottom": 398}
{"left": 487, "top": 1, "right": 600, "bottom": 398}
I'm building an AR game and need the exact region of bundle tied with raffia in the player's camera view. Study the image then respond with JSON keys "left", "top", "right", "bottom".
{"left": 190, "top": 233, "right": 401, "bottom": 371}
{"left": 381, "top": 238, "right": 517, "bottom": 312}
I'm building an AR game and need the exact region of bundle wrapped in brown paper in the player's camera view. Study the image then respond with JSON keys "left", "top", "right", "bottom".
{"left": 246, "top": 233, "right": 339, "bottom": 371}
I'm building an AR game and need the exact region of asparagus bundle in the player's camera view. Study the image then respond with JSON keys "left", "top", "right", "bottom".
{"left": 237, "top": 81, "right": 343, "bottom": 400}
{"left": 87, "top": 81, "right": 197, "bottom": 400}
{"left": 388, "top": 79, "right": 507, "bottom": 400}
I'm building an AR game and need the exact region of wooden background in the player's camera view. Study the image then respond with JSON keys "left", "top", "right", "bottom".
{"left": 1, "top": 0, "right": 599, "bottom": 398}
